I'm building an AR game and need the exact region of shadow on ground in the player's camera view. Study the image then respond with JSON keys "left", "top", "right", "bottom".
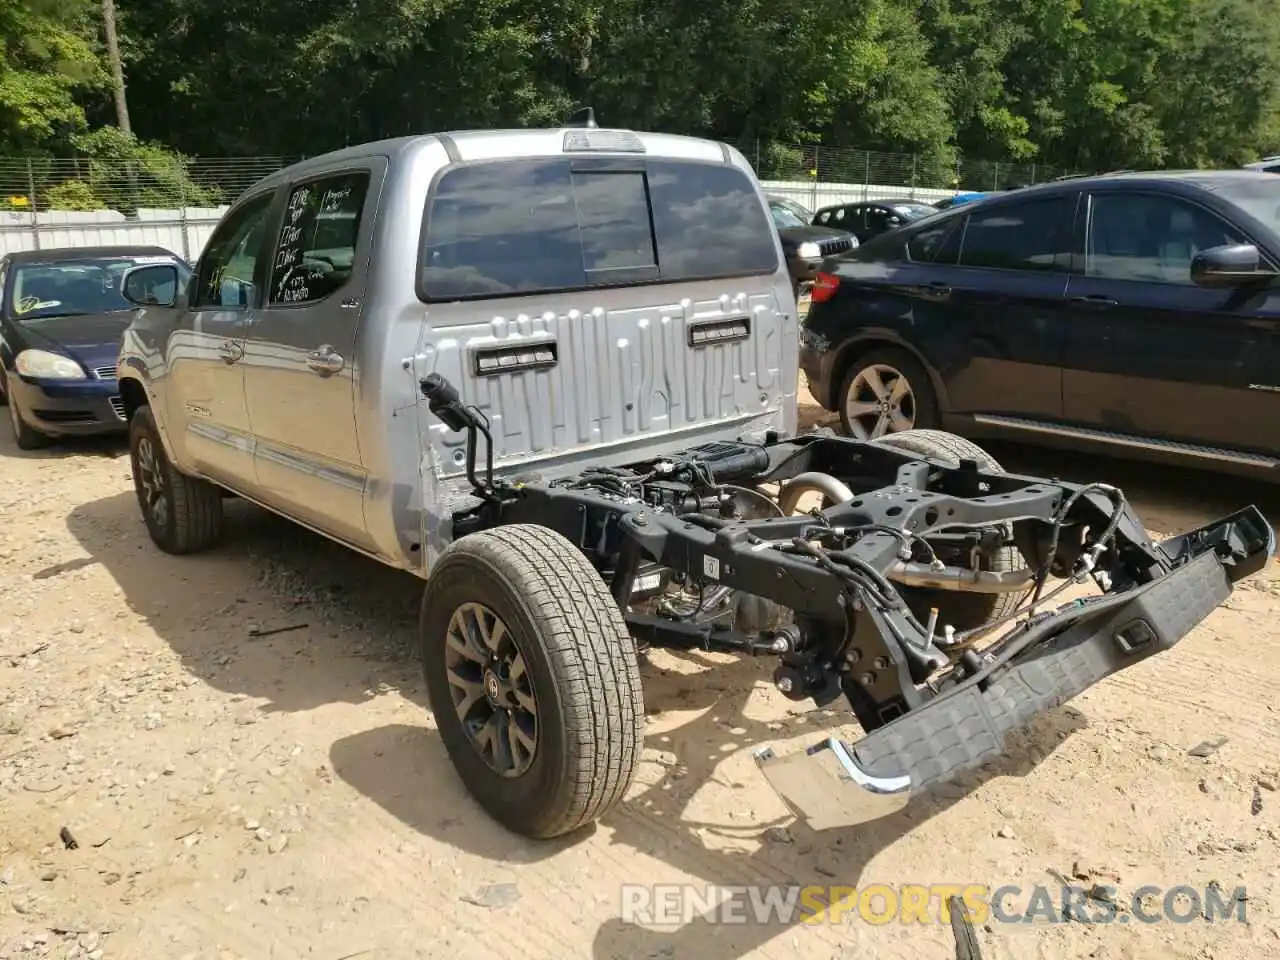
{"left": 65, "top": 490, "right": 426, "bottom": 714}
{"left": 332, "top": 670, "right": 1087, "bottom": 960}
{"left": 0, "top": 420, "right": 127, "bottom": 460}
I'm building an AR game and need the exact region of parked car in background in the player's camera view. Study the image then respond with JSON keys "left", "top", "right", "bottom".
{"left": 811, "top": 198, "right": 937, "bottom": 244}
{"left": 1244, "top": 156, "right": 1280, "bottom": 174}
{"left": 799, "top": 169, "right": 1280, "bottom": 480}
{"left": 0, "top": 245, "right": 190, "bottom": 449}
{"left": 768, "top": 195, "right": 814, "bottom": 223}
{"left": 766, "top": 195, "right": 857, "bottom": 295}
{"left": 932, "top": 192, "right": 988, "bottom": 210}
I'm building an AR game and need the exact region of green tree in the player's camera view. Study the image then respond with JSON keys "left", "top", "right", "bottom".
{"left": 0, "top": 0, "right": 105, "bottom": 153}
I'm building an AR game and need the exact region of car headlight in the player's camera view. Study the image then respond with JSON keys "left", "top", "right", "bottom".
{"left": 797, "top": 242, "right": 821, "bottom": 259}
{"left": 14, "top": 349, "right": 87, "bottom": 380}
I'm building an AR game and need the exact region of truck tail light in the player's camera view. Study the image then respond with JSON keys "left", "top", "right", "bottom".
{"left": 811, "top": 272, "right": 840, "bottom": 303}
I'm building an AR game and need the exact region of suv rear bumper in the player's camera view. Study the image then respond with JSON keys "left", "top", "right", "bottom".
{"left": 755, "top": 511, "right": 1273, "bottom": 830}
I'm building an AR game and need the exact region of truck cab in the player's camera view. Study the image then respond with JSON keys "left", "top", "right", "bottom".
{"left": 116, "top": 124, "right": 799, "bottom": 569}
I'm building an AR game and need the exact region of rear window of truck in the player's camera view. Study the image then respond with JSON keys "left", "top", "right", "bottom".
{"left": 418, "top": 157, "right": 780, "bottom": 301}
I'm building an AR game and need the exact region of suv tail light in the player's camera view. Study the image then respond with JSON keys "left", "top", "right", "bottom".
{"left": 811, "top": 272, "right": 840, "bottom": 303}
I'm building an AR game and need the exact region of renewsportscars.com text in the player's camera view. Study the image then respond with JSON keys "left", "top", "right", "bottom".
{"left": 619, "top": 882, "right": 1248, "bottom": 926}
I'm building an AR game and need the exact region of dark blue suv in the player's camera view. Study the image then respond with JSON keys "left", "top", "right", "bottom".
{"left": 800, "top": 170, "right": 1280, "bottom": 479}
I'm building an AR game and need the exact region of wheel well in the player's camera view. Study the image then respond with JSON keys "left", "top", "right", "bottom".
{"left": 118, "top": 377, "right": 148, "bottom": 422}
{"left": 827, "top": 337, "right": 947, "bottom": 412}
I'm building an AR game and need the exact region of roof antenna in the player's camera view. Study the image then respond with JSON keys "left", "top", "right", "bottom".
{"left": 566, "top": 106, "right": 597, "bottom": 129}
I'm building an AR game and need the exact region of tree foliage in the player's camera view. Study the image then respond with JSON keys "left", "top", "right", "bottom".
{"left": 2, "top": 0, "right": 1279, "bottom": 175}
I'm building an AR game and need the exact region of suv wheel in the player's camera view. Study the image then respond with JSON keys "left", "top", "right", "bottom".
{"left": 837, "top": 348, "right": 938, "bottom": 440}
{"left": 420, "top": 524, "right": 644, "bottom": 840}
{"left": 129, "top": 406, "right": 224, "bottom": 554}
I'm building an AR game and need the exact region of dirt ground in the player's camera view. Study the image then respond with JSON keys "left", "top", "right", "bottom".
{"left": 2, "top": 390, "right": 1279, "bottom": 960}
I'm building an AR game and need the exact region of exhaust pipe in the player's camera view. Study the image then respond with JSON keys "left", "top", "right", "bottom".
{"left": 777, "top": 472, "right": 856, "bottom": 515}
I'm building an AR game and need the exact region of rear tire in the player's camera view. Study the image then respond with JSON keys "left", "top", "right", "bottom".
{"left": 837, "top": 347, "right": 939, "bottom": 440}
{"left": 871, "top": 429, "right": 1028, "bottom": 635}
{"left": 420, "top": 524, "right": 644, "bottom": 839}
{"left": 129, "top": 406, "right": 224, "bottom": 554}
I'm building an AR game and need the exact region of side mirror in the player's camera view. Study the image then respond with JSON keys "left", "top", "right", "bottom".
{"left": 120, "top": 263, "right": 179, "bottom": 307}
{"left": 1190, "top": 244, "right": 1273, "bottom": 287}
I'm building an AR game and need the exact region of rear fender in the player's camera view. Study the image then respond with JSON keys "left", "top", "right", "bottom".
{"left": 829, "top": 330, "right": 953, "bottom": 414}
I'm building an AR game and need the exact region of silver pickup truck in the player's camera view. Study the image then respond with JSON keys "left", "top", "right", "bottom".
{"left": 115, "top": 117, "right": 1274, "bottom": 842}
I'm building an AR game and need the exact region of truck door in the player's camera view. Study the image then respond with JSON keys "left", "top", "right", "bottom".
{"left": 242, "top": 160, "right": 387, "bottom": 549}
{"left": 166, "top": 188, "right": 278, "bottom": 487}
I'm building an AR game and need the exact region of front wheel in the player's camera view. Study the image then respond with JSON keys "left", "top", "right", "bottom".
{"left": 129, "top": 406, "right": 224, "bottom": 554}
{"left": 420, "top": 524, "right": 644, "bottom": 839}
{"left": 2, "top": 371, "right": 51, "bottom": 450}
{"left": 837, "top": 347, "right": 939, "bottom": 441}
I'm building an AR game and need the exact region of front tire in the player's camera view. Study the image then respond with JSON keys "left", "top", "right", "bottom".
{"left": 837, "top": 347, "right": 939, "bottom": 440}
{"left": 871, "top": 429, "right": 1029, "bottom": 636}
{"left": 129, "top": 406, "right": 224, "bottom": 554}
{"left": 420, "top": 524, "right": 644, "bottom": 839}
{"left": 2, "top": 371, "right": 51, "bottom": 451}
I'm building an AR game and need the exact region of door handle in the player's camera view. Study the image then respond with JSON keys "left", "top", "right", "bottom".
{"left": 1069, "top": 295, "right": 1119, "bottom": 309}
{"left": 915, "top": 282, "right": 951, "bottom": 299}
{"left": 305, "top": 345, "right": 345, "bottom": 376}
{"left": 217, "top": 341, "right": 244, "bottom": 364}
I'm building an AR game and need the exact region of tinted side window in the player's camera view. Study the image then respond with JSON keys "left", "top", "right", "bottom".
{"left": 269, "top": 171, "right": 370, "bottom": 306}
{"left": 648, "top": 161, "right": 778, "bottom": 281}
{"left": 958, "top": 196, "right": 1074, "bottom": 271}
{"left": 866, "top": 206, "right": 896, "bottom": 234}
{"left": 837, "top": 206, "right": 863, "bottom": 230}
{"left": 572, "top": 170, "right": 656, "bottom": 271}
{"left": 906, "top": 216, "right": 961, "bottom": 264}
{"left": 423, "top": 160, "right": 581, "bottom": 298}
{"left": 193, "top": 192, "right": 276, "bottom": 309}
{"left": 420, "top": 158, "right": 778, "bottom": 300}
{"left": 1086, "top": 192, "right": 1245, "bottom": 285}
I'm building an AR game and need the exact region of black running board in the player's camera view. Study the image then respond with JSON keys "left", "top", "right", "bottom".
{"left": 972, "top": 414, "right": 1278, "bottom": 469}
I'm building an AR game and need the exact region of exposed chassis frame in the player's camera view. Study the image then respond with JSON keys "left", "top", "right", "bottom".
{"left": 422, "top": 373, "right": 1275, "bottom": 743}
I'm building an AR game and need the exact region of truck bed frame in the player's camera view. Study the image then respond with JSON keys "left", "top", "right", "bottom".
{"left": 420, "top": 373, "right": 1274, "bottom": 830}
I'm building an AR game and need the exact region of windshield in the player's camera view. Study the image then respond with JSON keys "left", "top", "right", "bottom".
{"left": 892, "top": 203, "right": 936, "bottom": 221}
{"left": 1218, "top": 178, "right": 1280, "bottom": 237}
{"left": 769, "top": 202, "right": 808, "bottom": 229}
{"left": 6, "top": 256, "right": 189, "bottom": 322}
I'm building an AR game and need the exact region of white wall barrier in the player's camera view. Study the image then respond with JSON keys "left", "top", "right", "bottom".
{"left": 0, "top": 206, "right": 230, "bottom": 260}
{"left": 760, "top": 180, "right": 962, "bottom": 210}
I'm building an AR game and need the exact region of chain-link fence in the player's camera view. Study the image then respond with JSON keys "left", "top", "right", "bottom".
{"left": 746, "top": 141, "right": 1081, "bottom": 212}
{"left": 0, "top": 143, "right": 1088, "bottom": 257}
{"left": 0, "top": 155, "right": 295, "bottom": 258}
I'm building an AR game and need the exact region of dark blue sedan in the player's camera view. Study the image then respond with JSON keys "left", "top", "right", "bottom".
{"left": 0, "top": 245, "right": 191, "bottom": 449}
